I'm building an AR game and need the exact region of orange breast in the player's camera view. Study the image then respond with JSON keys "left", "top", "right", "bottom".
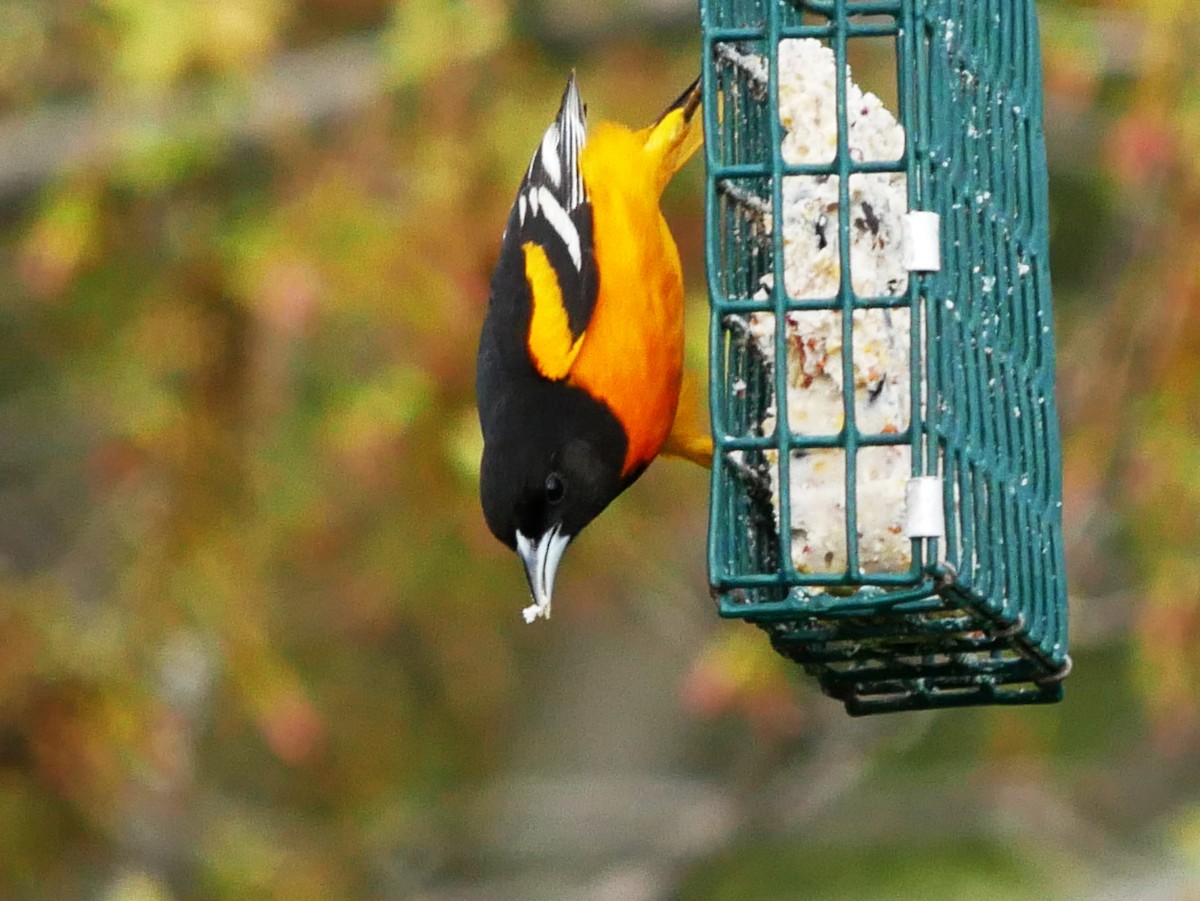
{"left": 572, "top": 121, "right": 685, "bottom": 478}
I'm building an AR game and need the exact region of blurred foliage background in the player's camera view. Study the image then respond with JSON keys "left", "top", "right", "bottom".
{"left": 0, "top": 0, "right": 1197, "bottom": 898}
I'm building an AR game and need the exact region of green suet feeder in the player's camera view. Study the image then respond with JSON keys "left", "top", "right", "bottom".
{"left": 702, "top": 0, "right": 1071, "bottom": 714}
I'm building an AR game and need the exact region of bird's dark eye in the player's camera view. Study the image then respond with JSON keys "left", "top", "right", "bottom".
{"left": 545, "top": 472, "right": 565, "bottom": 504}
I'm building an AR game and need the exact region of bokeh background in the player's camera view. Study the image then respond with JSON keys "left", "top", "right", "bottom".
{"left": 0, "top": 0, "right": 1197, "bottom": 898}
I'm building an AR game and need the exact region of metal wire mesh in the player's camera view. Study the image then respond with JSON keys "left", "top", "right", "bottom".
{"left": 702, "top": 0, "right": 1070, "bottom": 714}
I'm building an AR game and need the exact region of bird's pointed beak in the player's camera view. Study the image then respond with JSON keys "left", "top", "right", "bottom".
{"left": 515, "top": 524, "right": 571, "bottom": 623}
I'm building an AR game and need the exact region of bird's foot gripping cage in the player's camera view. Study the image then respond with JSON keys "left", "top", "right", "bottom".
{"left": 702, "top": 0, "right": 1071, "bottom": 714}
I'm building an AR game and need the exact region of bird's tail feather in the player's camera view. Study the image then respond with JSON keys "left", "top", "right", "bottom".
{"left": 639, "top": 77, "right": 704, "bottom": 194}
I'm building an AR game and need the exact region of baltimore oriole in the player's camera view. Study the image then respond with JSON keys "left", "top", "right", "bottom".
{"left": 477, "top": 73, "right": 709, "bottom": 622}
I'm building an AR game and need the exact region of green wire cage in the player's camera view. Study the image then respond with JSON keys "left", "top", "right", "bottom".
{"left": 702, "top": 0, "right": 1071, "bottom": 714}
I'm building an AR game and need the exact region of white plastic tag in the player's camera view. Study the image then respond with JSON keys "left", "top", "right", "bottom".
{"left": 905, "top": 476, "right": 945, "bottom": 539}
{"left": 903, "top": 211, "right": 942, "bottom": 272}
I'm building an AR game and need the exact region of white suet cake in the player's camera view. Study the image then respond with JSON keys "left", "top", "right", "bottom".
{"left": 747, "top": 39, "right": 913, "bottom": 577}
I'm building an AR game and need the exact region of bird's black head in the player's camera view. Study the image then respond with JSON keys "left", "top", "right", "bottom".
{"left": 478, "top": 381, "right": 628, "bottom": 620}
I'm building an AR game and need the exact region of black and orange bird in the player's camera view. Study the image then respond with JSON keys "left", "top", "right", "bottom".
{"left": 476, "top": 73, "right": 710, "bottom": 622}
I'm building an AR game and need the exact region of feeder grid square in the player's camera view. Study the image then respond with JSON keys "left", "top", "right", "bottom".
{"left": 702, "top": 0, "right": 1070, "bottom": 714}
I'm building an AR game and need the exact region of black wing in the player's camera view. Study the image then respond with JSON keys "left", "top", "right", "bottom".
{"left": 500, "top": 73, "right": 598, "bottom": 342}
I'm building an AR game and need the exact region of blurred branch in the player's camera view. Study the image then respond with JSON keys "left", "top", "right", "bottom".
{"left": 0, "top": 34, "right": 386, "bottom": 200}
{"left": 418, "top": 586, "right": 1140, "bottom": 900}
{"left": 0, "top": 9, "right": 1145, "bottom": 201}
